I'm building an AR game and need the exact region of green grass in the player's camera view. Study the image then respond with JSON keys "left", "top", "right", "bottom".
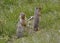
{"left": 0, "top": 0, "right": 60, "bottom": 43}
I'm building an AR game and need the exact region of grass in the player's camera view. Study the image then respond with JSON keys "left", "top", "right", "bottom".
{"left": 0, "top": 0, "right": 60, "bottom": 43}
{"left": 13, "top": 29, "right": 60, "bottom": 43}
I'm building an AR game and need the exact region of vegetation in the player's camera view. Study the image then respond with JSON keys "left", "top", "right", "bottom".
{"left": 0, "top": 0, "right": 60, "bottom": 43}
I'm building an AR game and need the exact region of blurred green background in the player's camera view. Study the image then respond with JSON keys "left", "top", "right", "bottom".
{"left": 0, "top": 0, "right": 60, "bottom": 43}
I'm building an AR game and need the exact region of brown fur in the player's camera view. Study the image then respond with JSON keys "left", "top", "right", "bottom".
{"left": 33, "top": 7, "right": 41, "bottom": 31}
{"left": 16, "top": 12, "right": 26, "bottom": 38}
